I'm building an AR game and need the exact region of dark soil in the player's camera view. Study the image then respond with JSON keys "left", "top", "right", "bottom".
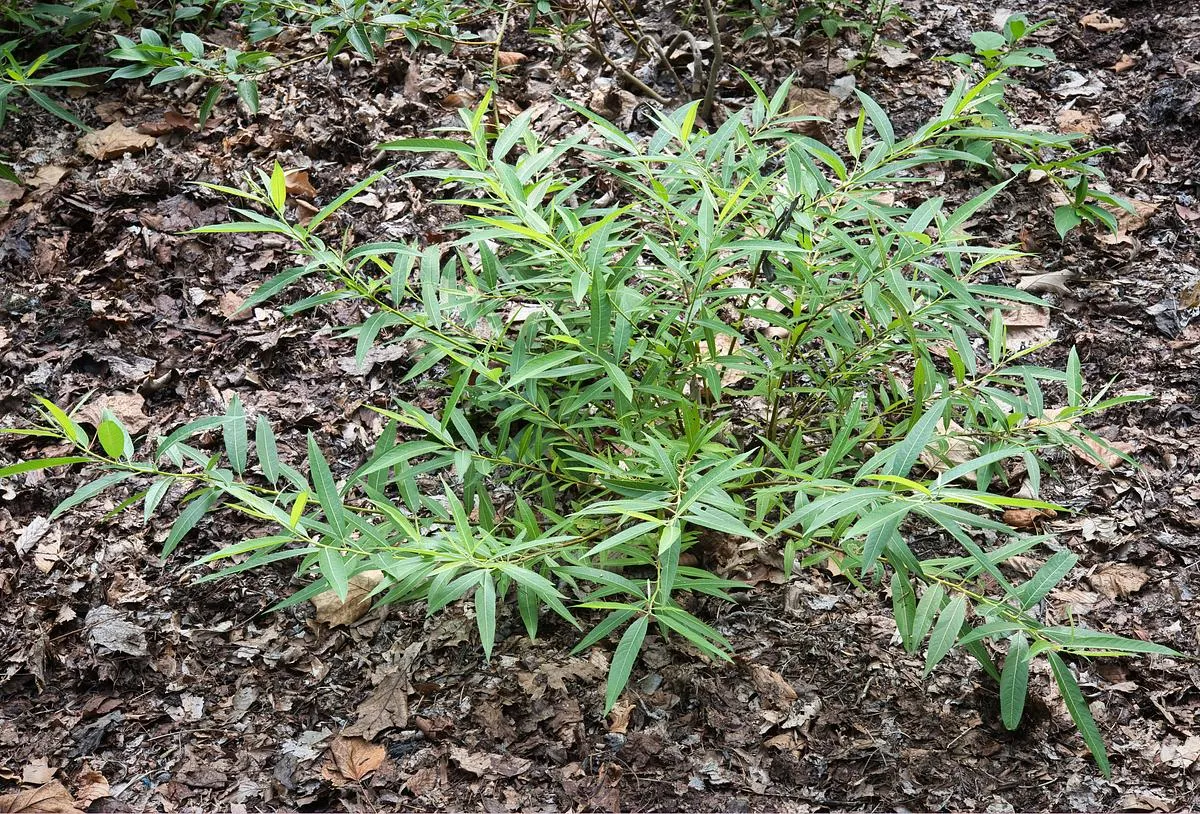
{"left": 2, "top": 0, "right": 1199, "bottom": 810}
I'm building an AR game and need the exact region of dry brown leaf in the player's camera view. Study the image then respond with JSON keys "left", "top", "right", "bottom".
{"left": 1113, "top": 53, "right": 1137, "bottom": 72}
{"left": 785, "top": 87, "right": 839, "bottom": 135}
{"left": 919, "top": 419, "right": 977, "bottom": 480}
{"left": 76, "top": 393, "right": 150, "bottom": 435}
{"left": 1056, "top": 108, "right": 1100, "bottom": 135}
{"left": 442, "top": 91, "right": 477, "bottom": 109}
{"left": 30, "top": 165, "right": 69, "bottom": 188}
{"left": 217, "top": 291, "right": 252, "bottom": 321}
{"left": 750, "top": 664, "right": 798, "bottom": 709}
{"left": 1073, "top": 435, "right": 1136, "bottom": 469}
{"left": 20, "top": 762, "right": 54, "bottom": 786}
{"left": 0, "top": 782, "right": 81, "bottom": 814}
{"left": 1080, "top": 11, "right": 1125, "bottom": 31}
{"left": 1098, "top": 199, "right": 1160, "bottom": 245}
{"left": 1051, "top": 588, "right": 1102, "bottom": 615}
{"left": 284, "top": 169, "right": 317, "bottom": 199}
{"left": 78, "top": 122, "right": 156, "bottom": 160}
{"left": 72, "top": 768, "right": 109, "bottom": 810}
{"left": 1002, "top": 508, "right": 1056, "bottom": 530}
{"left": 311, "top": 570, "right": 384, "bottom": 627}
{"left": 1003, "top": 302, "right": 1051, "bottom": 328}
{"left": 1088, "top": 563, "right": 1149, "bottom": 598}
{"left": 343, "top": 641, "right": 422, "bottom": 740}
{"left": 496, "top": 51, "right": 527, "bottom": 68}
{"left": 608, "top": 698, "right": 634, "bottom": 734}
{"left": 137, "top": 111, "right": 196, "bottom": 136}
{"left": 324, "top": 736, "right": 386, "bottom": 783}
{"left": 1017, "top": 269, "right": 1074, "bottom": 295}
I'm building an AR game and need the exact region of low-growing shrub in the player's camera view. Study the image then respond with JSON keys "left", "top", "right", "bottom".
{"left": 3, "top": 65, "right": 1177, "bottom": 774}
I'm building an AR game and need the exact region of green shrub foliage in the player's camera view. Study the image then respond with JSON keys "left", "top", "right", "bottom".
{"left": 3, "top": 67, "right": 1176, "bottom": 774}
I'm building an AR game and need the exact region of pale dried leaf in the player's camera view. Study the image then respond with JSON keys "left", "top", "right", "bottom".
{"left": 311, "top": 570, "right": 384, "bottom": 627}
{"left": 78, "top": 123, "right": 156, "bottom": 160}
{"left": 1088, "top": 563, "right": 1149, "bottom": 598}
{"left": 76, "top": 393, "right": 149, "bottom": 434}
{"left": 0, "top": 782, "right": 81, "bottom": 814}
{"left": 326, "top": 736, "right": 386, "bottom": 782}
{"left": 1080, "top": 11, "right": 1125, "bottom": 32}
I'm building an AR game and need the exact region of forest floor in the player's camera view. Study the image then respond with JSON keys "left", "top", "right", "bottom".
{"left": 2, "top": 0, "right": 1200, "bottom": 810}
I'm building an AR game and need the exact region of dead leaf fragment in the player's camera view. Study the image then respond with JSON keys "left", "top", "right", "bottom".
{"left": 84, "top": 605, "right": 148, "bottom": 657}
{"left": 76, "top": 392, "right": 150, "bottom": 434}
{"left": 496, "top": 51, "right": 527, "bottom": 68}
{"left": 78, "top": 122, "right": 156, "bottom": 160}
{"left": 284, "top": 169, "right": 317, "bottom": 200}
{"left": 0, "top": 782, "right": 81, "bottom": 814}
{"left": 21, "top": 761, "right": 54, "bottom": 786}
{"left": 1088, "top": 563, "right": 1149, "bottom": 598}
{"left": 1113, "top": 53, "right": 1137, "bottom": 72}
{"left": 1098, "top": 199, "right": 1159, "bottom": 245}
{"left": 311, "top": 570, "right": 384, "bottom": 627}
{"left": 1003, "top": 508, "right": 1057, "bottom": 530}
{"left": 442, "top": 91, "right": 477, "bottom": 109}
{"left": 1080, "top": 12, "right": 1125, "bottom": 32}
{"left": 1056, "top": 108, "right": 1100, "bottom": 135}
{"left": 72, "top": 768, "right": 109, "bottom": 810}
{"left": 324, "top": 736, "right": 386, "bottom": 783}
{"left": 750, "top": 664, "right": 798, "bottom": 709}
{"left": 786, "top": 86, "right": 839, "bottom": 135}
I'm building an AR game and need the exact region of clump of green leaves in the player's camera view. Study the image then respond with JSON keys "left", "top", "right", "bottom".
{"left": 3, "top": 65, "right": 1178, "bottom": 775}
{"left": 0, "top": 41, "right": 106, "bottom": 130}
{"left": 108, "top": 28, "right": 277, "bottom": 124}
{"left": 940, "top": 14, "right": 1131, "bottom": 238}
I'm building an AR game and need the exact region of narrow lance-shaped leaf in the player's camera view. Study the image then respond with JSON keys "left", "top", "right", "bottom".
{"left": 605, "top": 614, "right": 649, "bottom": 713}
{"left": 924, "top": 595, "right": 967, "bottom": 675}
{"left": 254, "top": 414, "right": 279, "bottom": 485}
{"left": 162, "top": 487, "right": 220, "bottom": 558}
{"left": 1000, "top": 632, "right": 1030, "bottom": 730}
{"left": 224, "top": 396, "right": 248, "bottom": 474}
{"left": 1047, "top": 651, "right": 1111, "bottom": 777}
{"left": 307, "top": 432, "right": 346, "bottom": 541}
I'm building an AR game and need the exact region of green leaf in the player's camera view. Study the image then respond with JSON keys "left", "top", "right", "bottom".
{"left": 269, "top": 162, "right": 286, "bottom": 211}
{"left": 307, "top": 432, "right": 346, "bottom": 540}
{"left": 605, "top": 615, "right": 648, "bottom": 712}
{"left": 0, "top": 456, "right": 90, "bottom": 478}
{"left": 96, "top": 410, "right": 133, "bottom": 460}
{"left": 924, "top": 596, "right": 966, "bottom": 675}
{"left": 892, "top": 570, "right": 917, "bottom": 652}
{"left": 224, "top": 396, "right": 248, "bottom": 474}
{"left": 236, "top": 78, "right": 260, "bottom": 114}
{"left": 1048, "top": 651, "right": 1111, "bottom": 776}
{"left": 1000, "top": 632, "right": 1030, "bottom": 730}
{"left": 318, "top": 545, "right": 350, "bottom": 601}
{"left": 1054, "top": 205, "right": 1082, "bottom": 238}
{"left": 255, "top": 414, "right": 280, "bottom": 485}
{"left": 51, "top": 471, "right": 136, "bottom": 519}
{"left": 477, "top": 570, "right": 497, "bottom": 659}
{"left": 162, "top": 487, "right": 220, "bottom": 557}
{"left": 33, "top": 396, "right": 86, "bottom": 446}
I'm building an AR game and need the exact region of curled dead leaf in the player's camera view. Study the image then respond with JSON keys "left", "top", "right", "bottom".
{"left": 1080, "top": 11, "right": 1125, "bottom": 32}
{"left": 1088, "top": 563, "right": 1149, "bottom": 598}
{"left": 284, "top": 169, "right": 317, "bottom": 200}
{"left": 0, "top": 782, "right": 81, "bottom": 814}
{"left": 323, "top": 736, "right": 386, "bottom": 784}
{"left": 311, "top": 570, "right": 384, "bottom": 626}
{"left": 496, "top": 51, "right": 527, "bottom": 68}
{"left": 1113, "top": 53, "right": 1137, "bottom": 72}
{"left": 78, "top": 122, "right": 156, "bottom": 160}
{"left": 1002, "top": 508, "right": 1057, "bottom": 530}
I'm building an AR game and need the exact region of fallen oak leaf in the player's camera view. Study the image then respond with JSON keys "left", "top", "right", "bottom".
{"left": 78, "top": 122, "right": 156, "bottom": 160}
{"left": 0, "top": 782, "right": 82, "bottom": 814}
{"left": 1088, "top": 563, "right": 1149, "bottom": 599}
{"left": 323, "top": 736, "right": 386, "bottom": 784}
